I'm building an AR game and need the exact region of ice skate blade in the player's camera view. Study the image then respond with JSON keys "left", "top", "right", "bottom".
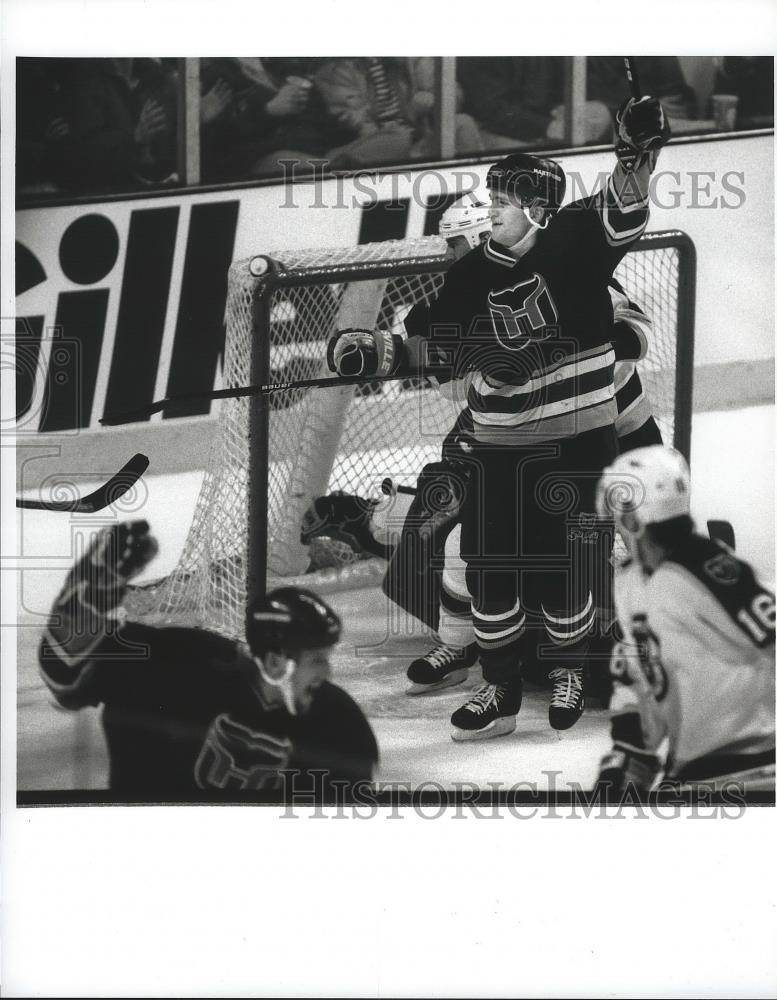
{"left": 405, "top": 668, "right": 469, "bottom": 695}
{"left": 450, "top": 715, "right": 517, "bottom": 742}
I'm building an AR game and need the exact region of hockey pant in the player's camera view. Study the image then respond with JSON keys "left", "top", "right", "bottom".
{"left": 459, "top": 425, "right": 618, "bottom": 686}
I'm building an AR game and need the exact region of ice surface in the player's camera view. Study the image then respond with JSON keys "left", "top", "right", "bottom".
{"left": 15, "top": 405, "right": 775, "bottom": 790}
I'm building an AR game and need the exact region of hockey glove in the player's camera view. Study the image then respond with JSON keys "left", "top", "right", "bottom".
{"left": 44, "top": 521, "right": 159, "bottom": 672}
{"left": 63, "top": 520, "right": 158, "bottom": 610}
{"left": 327, "top": 327, "right": 403, "bottom": 378}
{"left": 593, "top": 743, "right": 662, "bottom": 801}
{"left": 615, "top": 96, "right": 671, "bottom": 171}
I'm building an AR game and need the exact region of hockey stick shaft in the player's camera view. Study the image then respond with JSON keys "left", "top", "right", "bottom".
{"left": 381, "top": 477, "right": 417, "bottom": 497}
{"left": 16, "top": 453, "right": 150, "bottom": 512}
{"left": 623, "top": 57, "right": 642, "bottom": 100}
{"left": 100, "top": 372, "right": 407, "bottom": 426}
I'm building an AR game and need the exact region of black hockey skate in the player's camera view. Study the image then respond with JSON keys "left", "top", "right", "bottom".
{"left": 406, "top": 642, "right": 478, "bottom": 695}
{"left": 300, "top": 492, "right": 387, "bottom": 559}
{"left": 548, "top": 666, "right": 585, "bottom": 730}
{"left": 450, "top": 679, "right": 522, "bottom": 742}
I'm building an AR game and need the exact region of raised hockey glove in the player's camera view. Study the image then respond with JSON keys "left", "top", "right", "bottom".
{"left": 615, "top": 96, "right": 671, "bottom": 171}
{"left": 594, "top": 743, "right": 662, "bottom": 802}
{"left": 327, "top": 328, "right": 403, "bottom": 378}
{"left": 45, "top": 521, "right": 159, "bottom": 670}
{"left": 64, "top": 520, "right": 159, "bottom": 610}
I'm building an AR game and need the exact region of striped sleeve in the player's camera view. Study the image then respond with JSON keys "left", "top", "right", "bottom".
{"left": 609, "top": 280, "right": 652, "bottom": 361}
{"left": 595, "top": 172, "right": 649, "bottom": 249}
{"left": 38, "top": 579, "right": 124, "bottom": 707}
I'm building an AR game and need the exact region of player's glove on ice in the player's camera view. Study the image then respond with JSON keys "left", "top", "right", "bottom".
{"left": 615, "top": 96, "right": 671, "bottom": 171}
{"left": 594, "top": 743, "right": 661, "bottom": 801}
{"left": 327, "top": 328, "right": 403, "bottom": 378}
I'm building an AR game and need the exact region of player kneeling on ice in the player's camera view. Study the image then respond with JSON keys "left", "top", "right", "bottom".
{"left": 38, "top": 521, "right": 378, "bottom": 798}
{"left": 327, "top": 96, "right": 671, "bottom": 741}
{"left": 594, "top": 446, "right": 775, "bottom": 799}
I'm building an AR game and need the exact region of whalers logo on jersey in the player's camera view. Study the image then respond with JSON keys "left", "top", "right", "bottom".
{"left": 488, "top": 273, "right": 559, "bottom": 351}
{"left": 703, "top": 551, "right": 741, "bottom": 586}
{"left": 194, "top": 713, "right": 291, "bottom": 792}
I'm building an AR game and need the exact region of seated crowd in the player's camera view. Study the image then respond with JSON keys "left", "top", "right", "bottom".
{"left": 16, "top": 55, "right": 773, "bottom": 197}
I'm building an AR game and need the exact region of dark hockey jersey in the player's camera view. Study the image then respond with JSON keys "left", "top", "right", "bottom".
{"left": 404, "top": 175, "right": 648, "bottom": 445}
{"left": 39, "top": 619, "right": 379, "bottom": 799}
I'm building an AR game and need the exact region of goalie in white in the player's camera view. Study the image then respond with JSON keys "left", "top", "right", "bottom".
{"left": 594, "top": 445, "right": 775, "bottom": 798}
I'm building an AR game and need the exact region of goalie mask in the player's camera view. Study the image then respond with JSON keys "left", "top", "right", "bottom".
{"left": 596, "top": 446, "right": 691, "bottom": 550}
{"left": 486, "top": 152, "right": 566, "bottom": 229}
{"left": 439, "top": 192, "right": 492, "bottom": 250}
{"left": 247, "top": 587, "right": 341, "bottom": 713}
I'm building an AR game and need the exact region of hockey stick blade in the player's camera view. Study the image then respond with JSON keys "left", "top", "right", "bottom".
{"left": 623, "top": 57, "right": 642, "bottom": 100}
{"left": 707, "top": 519, "right": 736, "bottom": 551}
{"left": 17, "top": 453, "right": 150, "bottom": 512}
{"left": 100, "top": 373, "right": 404, "bottom": 426}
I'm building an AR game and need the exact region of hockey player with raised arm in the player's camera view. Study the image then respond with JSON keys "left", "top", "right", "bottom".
{"left": 594, "top": 446, "right": 775, "bottom": 798}
{"left": 327, "top": 96, "right": 671, "bottom": 741}
{"left": 38, "top": 520, "right": 378, "bottom": 798}
{"left": 307, "top": 197, "right": 659, "bottom": 696}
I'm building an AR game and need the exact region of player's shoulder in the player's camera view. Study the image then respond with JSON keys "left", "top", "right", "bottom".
{"left": 657, "top": 534, "right": 773, "bottom": 636}
{"left": 133, "top": 621, "right": 242, "bottom": 670}
{"left": 542, "top": 198, "right": 603, "bottom": 251}
{"left": 452, "top": 243, "right": 489, "bottom": 270}
{"left": 436, "top": 243, "right": 494, "bottom": 291}
{"left": 662, "top": 534, "right": 758, "bottom": 594}
{"left": 311, "top": 679, "right": 369, "bottom": 721}
{"left": 555, "top": 196, "right": 601, "bottom": 225}
{"left": 309, "top": 681, "right": 379, "bottom": 755}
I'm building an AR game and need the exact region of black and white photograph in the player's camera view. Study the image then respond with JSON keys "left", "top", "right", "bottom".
{"left": 2, "top": 0, "right": 776, "bottom": 995}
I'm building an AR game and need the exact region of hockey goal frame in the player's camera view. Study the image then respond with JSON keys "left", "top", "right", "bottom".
{"left": 126, "top": 229, "right": 696, "bottom": 641}
{"left": 245, "top": 229, "right": 696, "bottom": 619}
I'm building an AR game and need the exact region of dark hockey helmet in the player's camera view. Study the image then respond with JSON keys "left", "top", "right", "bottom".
{"left": 486, "top": 153, "right": 566, "bottom": 219}
{"left": 246, "top": 586, "right": 342, "bottom": 657}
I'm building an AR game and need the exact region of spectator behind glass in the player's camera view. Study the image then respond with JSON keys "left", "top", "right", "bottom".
{"left": 56, "top": 59, "right": 177, "bottom": 194}
{"left": 57, "top": 58, "right": 177, "bottom": 194}
{"left": 312, "top": 58, "right": 415, "bottom": 168}
{"left": 407, "top": 57, "right": 483, "bottom": 157}
{"left": 199, "top": 57, "right": 341, "bottom": 180}
{"left": 312, "top": 57, "right": 482, "bottom": 167}
{"left": 456, "top": 57, "right": 611, "bottom": 150}
{"left": 587, "top": 56, "right": 697, "bottom": 121}
{"left": 712, "top": 57, "right": 774, "bottom": 127}
{"left": 16, "top": 58, "right": 74, "bottom": 195}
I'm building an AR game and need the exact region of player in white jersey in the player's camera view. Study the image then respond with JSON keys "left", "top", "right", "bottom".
{"left": 594, "top": 446, "right": 775, "bottom": 798}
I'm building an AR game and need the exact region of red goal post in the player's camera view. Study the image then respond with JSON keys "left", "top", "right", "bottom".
{"left": 126, "top": 231, "right": 696, "bottom": 642}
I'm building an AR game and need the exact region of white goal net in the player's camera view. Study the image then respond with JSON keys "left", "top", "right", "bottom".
{"left": 127, "top": 231, "right": 695, "bottom": 640}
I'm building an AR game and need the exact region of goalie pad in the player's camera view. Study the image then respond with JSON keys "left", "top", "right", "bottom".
{"left": 382, "top": 408, "right": 476, "bottom": 628}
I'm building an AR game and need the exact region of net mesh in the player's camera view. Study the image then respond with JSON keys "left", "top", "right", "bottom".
{"left": 127, "top": 234, "right": 688, "bottom": 639}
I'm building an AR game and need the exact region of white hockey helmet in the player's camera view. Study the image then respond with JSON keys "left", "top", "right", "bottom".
{"left": 596, "top": 445, "right": 691, "bottom": 534}
{"left": 439, "top": 192, "right": 492, "bottom": 249}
